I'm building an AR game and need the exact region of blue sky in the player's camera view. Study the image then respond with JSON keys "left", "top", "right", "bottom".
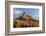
{"left": 13, "top": 8, "right": 39, "bottom": 20}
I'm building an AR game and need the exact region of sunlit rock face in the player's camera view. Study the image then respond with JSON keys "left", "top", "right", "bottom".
{"left": 13, "top": 12, "right": 39, "bottom": 28}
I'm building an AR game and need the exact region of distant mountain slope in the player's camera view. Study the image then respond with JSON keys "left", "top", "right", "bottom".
{"left": 16, "top": 12, "right": 33, "bottom": 20}
{"left": 13, "top": 12, "right": 39, "bottom": 28}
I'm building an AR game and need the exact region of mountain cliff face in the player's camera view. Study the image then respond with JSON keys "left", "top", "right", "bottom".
{"left": 16, "top": 12, "right": 33, "bottom": 20}
{"left": 13, "top": 12, "right": 39, "bottom": 28}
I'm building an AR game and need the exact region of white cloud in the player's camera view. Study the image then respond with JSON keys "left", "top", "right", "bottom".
{"left": 15, "top": 11, "right": 21, "bottom": 14}
{"left": 14, "top": 10, "right": 23, "bottom": 15}
{"left": 32, "top": 15, "right": 39, "bottom": 20}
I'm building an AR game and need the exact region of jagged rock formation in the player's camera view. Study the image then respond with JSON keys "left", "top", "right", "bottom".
{"left": 13, "top": 12, "right": 39, "bottom": 28}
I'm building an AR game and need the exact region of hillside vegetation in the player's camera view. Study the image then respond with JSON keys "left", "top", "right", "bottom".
{"left": 13, "top": 12, "right": 39, "bottom": 28}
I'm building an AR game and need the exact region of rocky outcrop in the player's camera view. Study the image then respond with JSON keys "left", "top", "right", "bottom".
{"left": 13, "top": 12, "right": 39, "bottom": 28}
